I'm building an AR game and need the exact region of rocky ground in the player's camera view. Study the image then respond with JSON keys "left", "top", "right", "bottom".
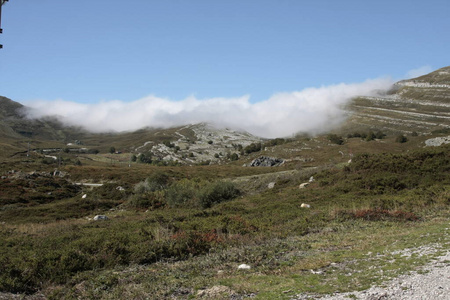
{"left": 294, "top": 245, "right": 450, "bottom": 300}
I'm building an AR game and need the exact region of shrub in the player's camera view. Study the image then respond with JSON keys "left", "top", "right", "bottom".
{"left": 41, "top": 157, "right": 56, "bottom": 165}
{"left": 199, "top": 181, "right": 240, "bottom": 208}
{"left": 365, "top": 131, "right": 376, "bottom": 141}
{"left": 165, "top": 179, "right": 197, "bottom": 207}
{"left": 163, "top": 140, "right": 175, "bottom": 148}
{"left": 244, "top": 142, "right": 262, "bottom": 154}
{"left": 327, "top": 134, "right": 344, "bottom": 145}
{"left": 138, "top": 153, "right": 152, "bottom": 164}
{"left": 264, "top": 138, "right": 287, "bottom": 147}
{"left": 336, "top": 209, "right": 420, "bottom": 222}
{"left": 133, "top": 172, "right": 169, "bottom": 194}
{"left": 169, "top": 229, "right": 223, "bottom": 257}
{"left": 128, "top": 191, "right": 166, "bottom": 209}
{"left": 88, "top": 149, "right": 99, "bottom": 154}
{"left": 396, "top": 135, "right": 408, "bottom": 143}
{"left": 375, "top": 130, "right": 386, "bottom": 139}
{"left": 92, "top": 183, "right": 129, "bottom": 201}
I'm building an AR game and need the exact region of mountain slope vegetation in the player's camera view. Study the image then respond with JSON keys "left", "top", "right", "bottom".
{"left": 0, "top": 67, "right": 449, "bottom": 299}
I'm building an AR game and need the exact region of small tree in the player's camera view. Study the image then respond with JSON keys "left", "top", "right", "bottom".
{"left": 375, "top": 130, "right": 385, "bottom": 139}
{"left": 365, "top": 131, "right": 376, "bottom": 141}
{"left": 138, "top": 153, "right": 152, "bottom": 164}
{"left": 327, "top": 134, "right": 344, "bottom": 145}
{"left": 109, "top": 146, "right": 116, "bottom": 154}
{"left": 395, "top": 135, "right": 408, "bottom": 143}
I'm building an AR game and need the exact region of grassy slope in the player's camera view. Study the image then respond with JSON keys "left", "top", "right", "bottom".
{"left": 0, "top": 136, "right": 448, "bottom": 299}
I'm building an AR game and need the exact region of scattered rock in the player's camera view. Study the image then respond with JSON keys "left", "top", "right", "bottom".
{"left": 93, "top": 215, "right": 108, "bottom": 221}
{"left": 309, "top": 176, "right": 315, "bottom": 183}
{"left": 301, "top": 203, "right": 311, "bottom": 208}
{"left": 171, "top": 287, "right": 193, "bottom": 297}
{"left": 250, "top": 156, "right": 284, "bottom": 167}
{"left": 82, "top": 194, "right": 87, "bottom": 199}
{"left": 299, "top": 182, "right": 309, "bottom": 189}
{"left": 238, "top": 264, "right": 251, "bottom": 270}
{"left": 116, "top": 186, "right": 125, "bottom": 191}
{"left": 268, "top": 182, "right": 276, "bottom": 189}
{"left": 53, "top": 169, "right": 66, "bottom": 177}
{"left": 197, "top": 285, "right": 236, "bottom": 298}
{"left": 425, "top": 136, "right": 450, "bottom": 147}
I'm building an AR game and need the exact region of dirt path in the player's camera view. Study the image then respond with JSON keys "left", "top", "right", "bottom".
{"left": 294, "top": 248, "right": 450, "bottom": 300}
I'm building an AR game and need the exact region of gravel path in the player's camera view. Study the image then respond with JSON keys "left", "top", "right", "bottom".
{"left": 294, "top": 249, "right": 450, "bottom": 300}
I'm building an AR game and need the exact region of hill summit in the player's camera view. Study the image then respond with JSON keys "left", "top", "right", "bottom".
{"left": 345, "top": 66, "right": 450, "bottom": 135}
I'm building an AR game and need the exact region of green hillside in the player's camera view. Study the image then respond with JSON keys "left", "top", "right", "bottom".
{"left": 344, "top": 66, "right": 450, "bottom": 135}
{"left": 0, "top": 67, "right": 449, "bottom": 299}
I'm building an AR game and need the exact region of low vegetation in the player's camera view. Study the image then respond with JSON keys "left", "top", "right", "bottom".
{"left": 0, "top": 142, "right": 448, "bottom": 298}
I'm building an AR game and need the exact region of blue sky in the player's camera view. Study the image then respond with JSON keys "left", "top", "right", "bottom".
{"left": 0, "top": 1, "right": 449, "bottom": 137}
{"left": 1, "top": 0, "right": 448, "bottom": 104}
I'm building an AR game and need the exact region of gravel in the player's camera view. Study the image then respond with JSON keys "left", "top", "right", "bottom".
{"left": 293, "top": 249, "right": 450, "bottom": 300}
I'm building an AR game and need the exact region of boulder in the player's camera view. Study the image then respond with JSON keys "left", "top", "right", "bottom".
{"left": 268, "top": 182, "right": 276, "bottom": 189}
{"left": 238, "top": 264, "right": 251, "bottom": 270}
{"left": 197, "top": 285, "right": 235, "bottom": 298}
{"left": 299, "top": 182, "right": 309, "bottom": 189}
{"left": 250, "top": 156, "right": 284, "bottom": 167}
{"left": 93, "top": 215, "right": 108, "bottom": 221}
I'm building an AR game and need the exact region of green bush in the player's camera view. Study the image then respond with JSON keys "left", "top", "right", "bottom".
{"left": 199, "top": 181, "right": 240, "bottom": 208}
{"left": 134, "top": 172, "right": 169, "bottom": 194}
{"left": 396, "top": 135, "right": 408, "bottom": 143}
{"left": 244, "top": 142, "right": 262, "bottom": 154}
{"left": 165, "top": 179, "right": 197, "bottom": 207}
{"left": 128, "top": 191, "right": 166, "bottom": 209}
{"left": 327, "top": 134, "right": 344, "bottom": 145}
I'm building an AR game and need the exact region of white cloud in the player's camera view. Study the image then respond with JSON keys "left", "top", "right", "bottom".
{"left": 405, "top": 65, "right": 433, "bottom": 79}
{"left": 23, "top": 77, "right": 393, "bottom": 138}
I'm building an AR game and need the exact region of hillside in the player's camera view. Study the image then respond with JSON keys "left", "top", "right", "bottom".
{"left": 0, "top": 96, "right": 91, "bottom": 155}
{"left": 2, "top": 67, "right": 450, "bottom": 162}
{"left": 0, "top": 67, "right": 449, "bottom": 299}
{"left": 344, "top": 66, "right": 450, "bottom": 135}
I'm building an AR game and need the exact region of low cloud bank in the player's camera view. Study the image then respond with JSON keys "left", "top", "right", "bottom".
{"left": 405, "top": 65, "right": 433, "bottom": 79}
{"left": 23, "top": 78, "right": 393, "bottom": 138}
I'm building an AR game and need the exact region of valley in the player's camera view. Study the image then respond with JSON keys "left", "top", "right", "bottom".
{"left": 0, "top": 67, "right": 449, "bottom": 299}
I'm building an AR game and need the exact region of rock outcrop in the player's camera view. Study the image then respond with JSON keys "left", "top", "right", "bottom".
{"left": 250, "top": 156, "right": 284, "bottom": 167}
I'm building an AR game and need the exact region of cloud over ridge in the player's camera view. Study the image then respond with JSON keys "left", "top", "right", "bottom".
{"left": 23, "top": 78, "right": 393, "bottom": 138}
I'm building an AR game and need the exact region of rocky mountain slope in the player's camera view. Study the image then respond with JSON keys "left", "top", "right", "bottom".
{"left": 344, "top": 66, "right": 450, "bottom": 135}
{"left": 1, "top": 66, "right": 449, "bottom": 159}
{"left": 129, "top": 123, "right": 263, "bottom": 164}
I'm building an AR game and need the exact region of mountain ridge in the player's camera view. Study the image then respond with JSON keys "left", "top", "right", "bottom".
{"left": 1, "top": 66, "right": 449, "bottom": 156}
